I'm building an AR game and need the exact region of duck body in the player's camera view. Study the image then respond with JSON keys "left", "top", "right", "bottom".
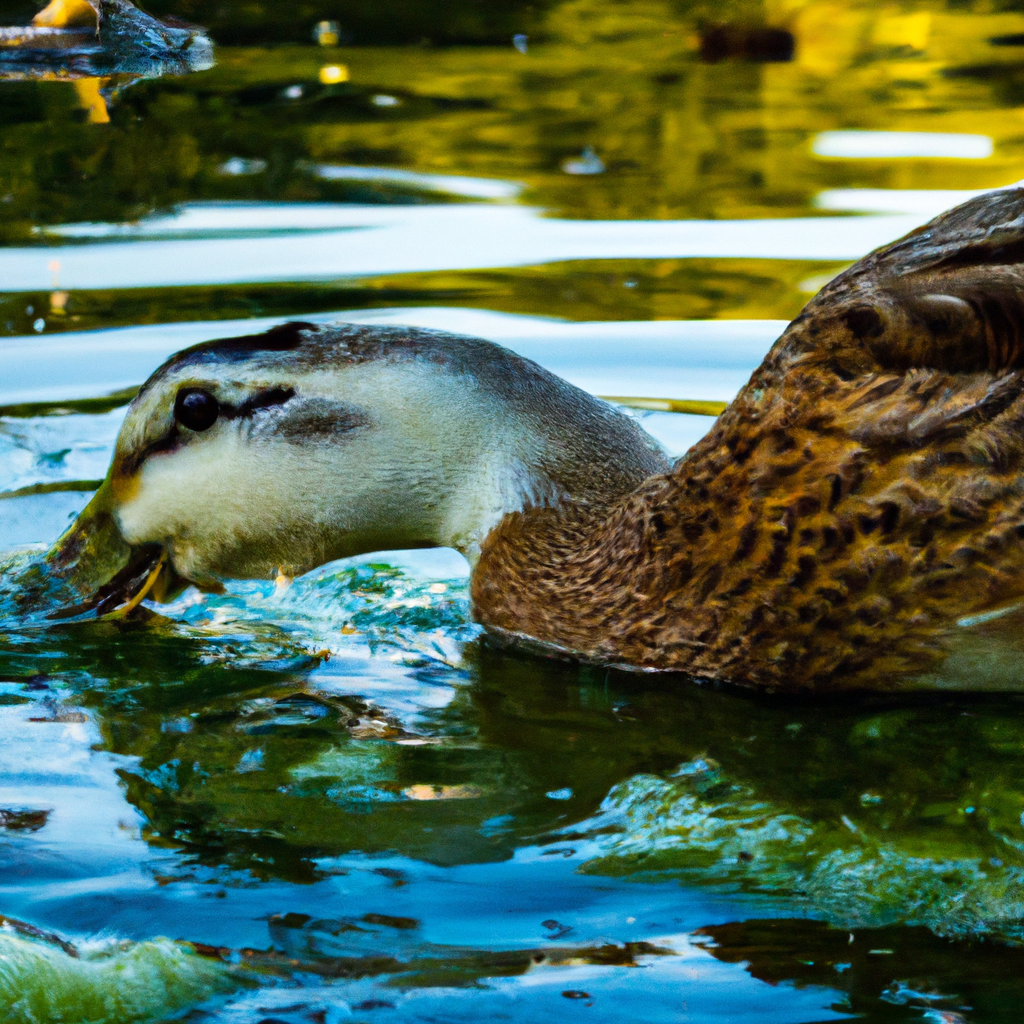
{"left": 22, "top": 188, "right": 1024, "bottom": 692}
{"left": 478, "top": 188, "right": 1024, "bottom": 690}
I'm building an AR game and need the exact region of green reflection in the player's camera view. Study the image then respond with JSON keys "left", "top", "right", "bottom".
{"left": 697, "top": 917, "right": 1024, "bottom": 1021}
{"left": 7, "top": 558, "right": 1024, "bottom": 944}
{"left": 5, "top": 0, "right": 1024, "bottom": 243}
{"left": 0, "top": 258, "right": 847, "bottom": 336}
{"left": 574, "top": 690, "right": 1024, "bottom": 941}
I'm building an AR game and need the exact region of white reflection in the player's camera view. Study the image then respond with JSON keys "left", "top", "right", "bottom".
{"left": 312, "top": 165, "right": 521, "bottom": 199}
{"left": 0, "top": 491, "right": 92, "bottom": 549}
{"left": 562, "top": 147, "right": 606, "bottom": 175}
{"left": 812, "top": 131, "right": 993, "bottom": 159}
{"left": 0, "top": 407, "right": 123, "bottom": 492}
{"left": 0, "top": 705, "right": 151, "bottom": 895}
{"left": 635, "top": 411, "right": 716, "bottom": 458}
{"left": 9, "top": 202, "right": 925, "bottom": 291}
{"left": 814, "top": 188, "right": 991, "bottom": 216}
{"left": 41, "top": 202, "right": 402, "bottom": 238}
{"left": 218, "top": 158, "right": 269, "bottom": 176}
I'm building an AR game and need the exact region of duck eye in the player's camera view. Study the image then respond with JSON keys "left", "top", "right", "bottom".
{"left": 174, "top": 388, "right": 219, "bottom": 432}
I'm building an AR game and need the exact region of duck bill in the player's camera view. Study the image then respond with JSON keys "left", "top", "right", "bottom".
{"left": 14, "top": 482, "right": 168, "bottom": 622}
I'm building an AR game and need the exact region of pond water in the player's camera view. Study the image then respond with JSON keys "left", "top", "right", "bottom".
{"left": 5, "top": 1, "right": 1024, "bottom": 1021}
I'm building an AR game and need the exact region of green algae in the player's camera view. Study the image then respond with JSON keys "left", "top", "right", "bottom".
{"left": 0, "top": 933, "right": 230, "bottom": 1024}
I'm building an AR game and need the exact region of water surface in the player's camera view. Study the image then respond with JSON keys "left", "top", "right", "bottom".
{"left": 4, "top": 1, "right": 1024, "bottom": 1021}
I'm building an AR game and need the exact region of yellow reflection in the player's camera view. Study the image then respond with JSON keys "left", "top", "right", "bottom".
{"left": 873, "top": 12, "right": 932, "bottom": 51}
{"left": 283, "top": 0, "right": 1024, "bottom": 221}
{"left": 786, "top": 2, "right": 868, "bottom": 75}
{"left": 403, "top": 784, "right": 483, "bottom": 800}
{"left": 319, "top": 65, "right": 349, "bottom": 85}
{"left": 314, "top": 21, "right": 341, "bottom": 47}
{"left": 12, "top": 0, "right": 1024, "bottom": 225}
{"left": 31, "top": 0, "right": 97, "bottom": 29}
{"left": 72, "top": 78, "right": 110, "bottom": 124}
{"left": 31, "top": 0, "right": 108, "bottom": 122}
{"left": 601, "top": 396, "right": 727, "bottom": 416}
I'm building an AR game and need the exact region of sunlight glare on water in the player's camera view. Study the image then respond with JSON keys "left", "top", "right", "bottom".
{"left": 5, "top": 0, "right": 1024, "bottom": 1020}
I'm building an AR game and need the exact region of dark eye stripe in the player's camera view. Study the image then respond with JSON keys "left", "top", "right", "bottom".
{"left": 229, "top": 386, "right": 296, "bottom": 418}
{"left": 275, "top": 400, "right": 370, "bottom": 442}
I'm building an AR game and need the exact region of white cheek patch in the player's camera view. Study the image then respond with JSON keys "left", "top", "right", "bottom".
{"left": 116, "top": 429, "right": 310, "bottom": 576}
{"left": 113, "top": 411, "right": 416, "bottom": 580}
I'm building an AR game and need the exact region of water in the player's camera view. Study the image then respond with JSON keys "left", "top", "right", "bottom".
{"left": 4, "top": 0, "right": 1024, "bottom": 1020}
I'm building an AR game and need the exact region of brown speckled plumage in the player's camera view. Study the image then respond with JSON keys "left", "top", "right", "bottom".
{"left": 473, "top": 189, "right": 1024, "bottom": 690}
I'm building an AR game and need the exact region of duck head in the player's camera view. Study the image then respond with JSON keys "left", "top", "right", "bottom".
{"left": 21, "top": 321, "right": 668, "bottom": 620}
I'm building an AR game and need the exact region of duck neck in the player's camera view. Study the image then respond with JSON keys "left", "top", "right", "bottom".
{"left": 437, "top": 395, "right": 670, "bottom": 567}
{"left": 440, "top": 454, "right": 573, "bottom": 566}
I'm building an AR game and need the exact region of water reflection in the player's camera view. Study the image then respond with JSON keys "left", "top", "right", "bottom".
{"left": 697, "top": 918, "right": 1023, "bottom": 1022}
{"left": 0, "top": 308, "right": 783, "bottom": 407}
{"left": 8, "top": 0, "right": 1024, "bottom": 1020}
{"left": 0, "top": 256, "right": 838, "bottom": 341}
{"left": 0, "top": 0, "right": 213, "bottom": 108}
{"left": 0, "top": 201, "right": 924, "bottom": 291}
{"left": 311, "top": 164, "right": 523, "bottom": 200}
{"left": 5, "top": 0, "right": 1024, "bottom": 245}
{"left": 811, "top": 131, "right": 995, "bottom": 160}
{"left": 6, "top": 560, "right": 1024, "bottom": 950}
{"left": 0, "top": 558, "right": 860, "bottom": 1022}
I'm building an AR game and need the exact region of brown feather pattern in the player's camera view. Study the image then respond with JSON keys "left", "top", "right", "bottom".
{"left": 473, "top": 188, "right": 1024, "bottom": 690}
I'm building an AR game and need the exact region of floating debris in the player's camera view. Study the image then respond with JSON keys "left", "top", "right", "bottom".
{"left": 562, "top": 146, "right": 605, "bottom": 176}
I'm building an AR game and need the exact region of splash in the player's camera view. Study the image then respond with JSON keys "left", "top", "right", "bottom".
{"left": 0, "top": 492, "right": 158, "bottom": 628}
{"left": 162, "top": 555, "right": 479, "bottom": 669}
{"left": 1, "top": 530, "right": 477, "bottom": 675}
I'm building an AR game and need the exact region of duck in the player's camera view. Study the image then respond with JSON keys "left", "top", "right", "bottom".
{"left": 23, "top": 187, "right": 1024, "bottom": 692}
